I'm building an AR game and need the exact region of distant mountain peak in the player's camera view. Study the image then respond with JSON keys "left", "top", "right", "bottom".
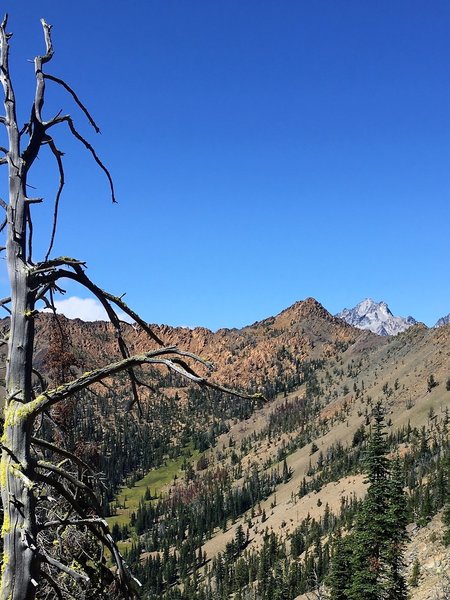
{"left": 336, "top": 298, "right": 417, "bottom": 336}
{"left": 435, "top": 313, "right": 450, "bottom": 328}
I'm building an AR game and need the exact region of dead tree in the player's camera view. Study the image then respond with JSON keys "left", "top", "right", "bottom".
{"left": 0, "top": 16, "right": 258, "bottom": 600}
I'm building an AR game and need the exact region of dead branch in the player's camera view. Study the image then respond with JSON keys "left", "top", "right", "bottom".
{"left": 26, "top": 202, "right": 33, "bottom": 261}
{"left": 35, "top": 283, "right": 54, "bottom": 305}
{"left": 31, "top": 368, "right": 47, "bottom": 392}
{"left": 32, "top": 257, "right": 86, "bottom": 275}
{"left": 129, "top": 372, "right": 156, "bottom": 394}
{"left": 39, "top": 570, "right": 63, "bottom": 600}
{"left": 0, "top": 15, "right": 20, "bottom": 163}
{"left": 41, "top": 551, "right": 90, "bottom": 584}
{"left": 44, "top": 137, "right": 65, "bottom": 260}
{"left": 0, "top": 295, "right": 11, "bottom": 314}
{"left": 40, "top": 517, "right": 107, "bottom": 530}
{"left": 47, "top": 114, "right": 116, "bottom": 203}
{"left": 36, "top": 262, "right": 166, "bottom": 411}
{"left": 31, "top": 437, "right": 95, "bottom": 475}
{"left": 19, "top": 19, "right": 56, "bottom": 177}
{"left": 33, "top": 19, "right": 54, "bottom": 125}
{"left": 28, "top": 345, "right": 261, "bottom": 417}
{"left": 36, "top": 461, "right": 101, "bottom": 511}
{"left": 35, "top": 472, "right": 91, "bottom": 522}
{"left": 36, "top": 471, "right": 138, "bottom": 595}
{"left": 44, "top": 73, "right": 100, "bottom": 133}
{"left": 69, "top": 265, "right": 144, "bottom": 411}
{"left": 39, "top": 266, "right": 165, "bottom": 345}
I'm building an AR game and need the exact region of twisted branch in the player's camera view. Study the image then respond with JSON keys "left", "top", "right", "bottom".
{"left": 44, "top": 137, "right": 65, "bottom": 261}
{"left": 40, "top": 517, "right": 107, "bottom": 530}
{"left": 36, "top": 472, "right": 138, "bottom": 595}
{"left": 39, "top": 570, "right": 63, "bottom": 600}
{"left": 36, "top": 461, "right": 101, "bottom": 511}
{"left": 40, "top": 551, "right": 90, "bottom": 584}
{"left": 47, "top": 115, "right": 115, "bottom": 203}
{"left": 31, "top": 368, "right": 47, "bottom": 393}
{"left": 28, "top": 345, "right": 260, "bottom": 417}
{"left": 44, "top": 73, "right": 100, "bottom": 133}
{"left": 38, "top": 265, "right": 164, "bottom": 344}
{"left": 33, "top": 18, "right": 53, "bottom": 124}
{"left": 40, "top": 569, "right": 64, "bottom": 600}
{"left": 31, "top": 437, "right": 95, "bottom": 476}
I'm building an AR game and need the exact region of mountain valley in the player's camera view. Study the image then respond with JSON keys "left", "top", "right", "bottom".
{"left": 2, "top": 297, "right": 450, "bottom": 599}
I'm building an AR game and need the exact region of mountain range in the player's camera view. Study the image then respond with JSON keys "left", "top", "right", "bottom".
{"left": 2, "top": 296, "right": 450, "bottom": 599}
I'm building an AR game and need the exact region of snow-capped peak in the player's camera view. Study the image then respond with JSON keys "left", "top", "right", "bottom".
{"left": 435, "top": 314, "right": 450, "bottom": 328}
{"left": 336, "top": 298, "right": 417, "bottom": 336}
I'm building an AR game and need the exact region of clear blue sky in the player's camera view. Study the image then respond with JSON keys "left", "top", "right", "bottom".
{"left": 1, "top": 1, "right": 450, "bottom": 329}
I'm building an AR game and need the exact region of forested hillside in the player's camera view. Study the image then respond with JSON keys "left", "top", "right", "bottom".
{"left": 2, "top": 298, "right": 450, "bottom": 598}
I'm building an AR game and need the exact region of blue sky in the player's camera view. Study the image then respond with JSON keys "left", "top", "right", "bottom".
{"left": 1, "top": 1, "right": 450, "bottom": 329}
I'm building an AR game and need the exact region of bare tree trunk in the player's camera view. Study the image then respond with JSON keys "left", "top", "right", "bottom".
{"left": 1, "top": 126, "right": 39, "bottom": 597}
{"left": 0, "top": 16, "right": 40, "bottom": 599}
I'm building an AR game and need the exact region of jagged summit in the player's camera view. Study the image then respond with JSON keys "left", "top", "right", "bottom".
{"left": 336, "top": 298, "right": 417, "bottom": 336}
{"left": 435, "top": 314, "right": 450, "bottom": 328}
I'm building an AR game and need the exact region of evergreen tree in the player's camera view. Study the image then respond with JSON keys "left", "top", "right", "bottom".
{"left": 441, "top": 453, "right": 450, "bottom": 546}
{"left": 384, "top": 458, "right": 408, "bottom": 600}
{"left": 348, "top": 403, "right": 390, "bottom": 600}
{"left": 234, "top": 524, "right": 247, "bottom": 555}
{"left": 327, "top": 530, "right": 353, "bottom": 600}
{"left": 346, "top": 403, "right": 408, "bottom": 600}
{"left": 409, "top": 558, "right": 421, "bottom": 588}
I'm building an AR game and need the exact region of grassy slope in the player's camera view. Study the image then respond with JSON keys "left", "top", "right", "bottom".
{"left": 108, "top": 448, "right": 200, "bottom": 528}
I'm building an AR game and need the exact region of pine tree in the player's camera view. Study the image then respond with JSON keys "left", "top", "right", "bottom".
{"left": 409, "top": 558, "right": 421, "bottom": 588}
{"left": 282, "top": 457, "right": 291, "bottom": 482}
{"left": 348, "top": 403, "right": 390, "bottom": 600}
{"left": 345, "top": 403, "right": 408, "bottom": 600}
{"left": 327, "top": 530, "right": 353, "bottom": 600}
{"left": 291, "top": 529, "right": 305, "bottom": 558}
{"left": 235, "top": 524, "right": 247, "bottom": 554}
{"left": 384, "top": 457, "right": 408, "bottom": 600}
{"left": 441, "top": 453, "right": 450, "bottom": 546}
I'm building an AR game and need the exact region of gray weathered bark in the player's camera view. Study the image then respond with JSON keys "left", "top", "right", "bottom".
{"left": 0, "top": 14, "right": 40, "bottom": 600}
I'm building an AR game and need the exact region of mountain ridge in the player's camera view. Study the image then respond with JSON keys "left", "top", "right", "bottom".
{"left": 18, "top": 297, "right": 378, "bottom": 393}
{"left": 2, "top": 296, "right": 450, "bottom": 598}
{"left": 435, "top": 313, "right": 450, "bottom": 328}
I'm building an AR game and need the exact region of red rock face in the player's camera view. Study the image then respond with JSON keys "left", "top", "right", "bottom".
{"left": 5, "top": 298, "right": 383, "bottom": 396}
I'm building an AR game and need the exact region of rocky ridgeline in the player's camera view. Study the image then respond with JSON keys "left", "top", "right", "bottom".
{"left": 18, "top": 297, "right": 377, "bottom": 392}
{"left": 336, "top": 298, "right": 417, "bottom": 336}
